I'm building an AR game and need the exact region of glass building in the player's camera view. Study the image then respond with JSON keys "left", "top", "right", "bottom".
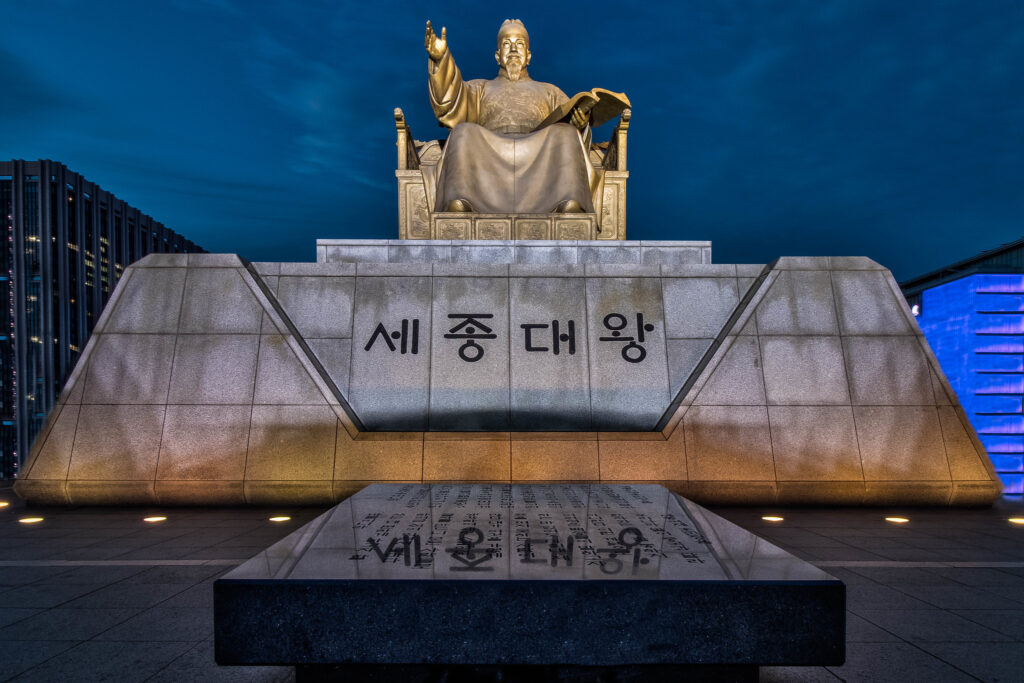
{"left": 0, "top": 160, "right": 204, "bottom": 478}
{"left": 902, "top": 238, "right": 1024, "bottom": 496}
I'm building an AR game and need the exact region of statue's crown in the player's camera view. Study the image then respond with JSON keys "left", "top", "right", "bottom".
{"left": 497, "top": 19, "right": 529, "bottom": 46}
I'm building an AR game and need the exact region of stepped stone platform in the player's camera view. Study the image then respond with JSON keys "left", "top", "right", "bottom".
{"left": 316, "top": 239, "right": 712, "bottom": 266}
{"left": 13, "top": 244, "right": 1001, "bottom": 507}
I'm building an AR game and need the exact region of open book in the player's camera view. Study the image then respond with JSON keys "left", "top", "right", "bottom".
{"left": 533, "top": 88, "right": 631, "bottom": 131}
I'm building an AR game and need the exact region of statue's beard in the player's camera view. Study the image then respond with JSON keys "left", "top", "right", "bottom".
{"left": 504, "top": 58, "right": 524, "bottom": 81}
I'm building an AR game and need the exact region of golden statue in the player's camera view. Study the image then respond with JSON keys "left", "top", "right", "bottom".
{"left": 423, "top": 19, "right": 628, "bottom": 216}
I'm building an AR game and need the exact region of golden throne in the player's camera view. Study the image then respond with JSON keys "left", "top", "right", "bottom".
{"left": 394, "top": 107, "right": 630, "bottom": 241}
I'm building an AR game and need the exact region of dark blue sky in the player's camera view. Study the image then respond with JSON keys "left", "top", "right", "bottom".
{"left": 2, "top": 0, "right": 1021, "bottom": 279}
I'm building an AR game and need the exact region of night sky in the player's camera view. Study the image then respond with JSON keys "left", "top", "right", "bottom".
{"left": 2, "top": 0, "right": 1021, "bottom": 280}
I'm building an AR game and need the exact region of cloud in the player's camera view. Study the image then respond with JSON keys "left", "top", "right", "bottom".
{"left": 171, "top": 0, "right": 245, "bottom": 17}
{"left": 0, "top": 47, "right": 76, "bottom": 124}
{"left": 243, "top": 29, "right": 393, "bottom": 190}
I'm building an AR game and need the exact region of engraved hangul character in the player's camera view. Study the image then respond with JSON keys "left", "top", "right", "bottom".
{"left": 364, "top": 319, "right": 420, "bottom": 354}
{"left": 520, "top": 319, "right": 577, "bottom": 355}
{"left": 444, "top": 313, "right": 497, "bottom": 362}
{"left": 447, "top": 526, "right": 495, "bottom": 571}
{"left": 598, "top": 312, "right": 655, "bottom": 363}
{"left": 595, "top": 527, "right": 648, "bottom": 575}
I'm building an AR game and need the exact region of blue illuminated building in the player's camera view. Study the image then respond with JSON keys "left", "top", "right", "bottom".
{"left": 902, "top": 238, "right": 1024, "bottom": 496}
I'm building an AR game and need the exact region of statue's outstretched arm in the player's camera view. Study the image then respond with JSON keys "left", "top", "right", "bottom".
{"left": 425, "top": 21, "right": 474, "bottom": 128}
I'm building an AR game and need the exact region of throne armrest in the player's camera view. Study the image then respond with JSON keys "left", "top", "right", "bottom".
{"left": 602, "top": 108, "right": 630, "bottom": 172}
{"left": 394, "top": 108, "right": 420, "bottom": 171}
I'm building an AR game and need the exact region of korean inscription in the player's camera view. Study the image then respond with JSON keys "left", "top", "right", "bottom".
{"left": 300, "top": 484, "right": 734, "bottom": 581}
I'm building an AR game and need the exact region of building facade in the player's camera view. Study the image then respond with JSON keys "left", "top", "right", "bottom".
{"left": 902, "top": 238, "right": 1024, "bottom": 496}
{"left": 0, "top": 160, "right": 203, "bottom": 478}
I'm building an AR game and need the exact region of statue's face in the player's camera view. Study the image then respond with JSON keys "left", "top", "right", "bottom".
{"left": 495, "top": 30, "right": 530, "bottom": 81}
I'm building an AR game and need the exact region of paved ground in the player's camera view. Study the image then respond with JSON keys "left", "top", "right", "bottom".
{"left": 1, "top": 482, "right": 1022, "bottom": 682}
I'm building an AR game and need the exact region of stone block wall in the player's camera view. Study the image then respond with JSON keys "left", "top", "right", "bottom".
{"left": 14, "top": 252, "right": 1001, "bottom": 506}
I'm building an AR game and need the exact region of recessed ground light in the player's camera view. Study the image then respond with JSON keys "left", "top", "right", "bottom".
{"left": 761, "top": 516, "right": 784, "bottom": 522}
{"left": 143, "top": 516, "right": 167, "bottom": 523}
{"left": 0, "top": 501, "right": 9, "bottom": 508}
{"left": 269, "top": 516, "right": 291, "bottom": 522}
{"left": 885, "top": 517, "right": 910, "bottom": 524}
{"left": 1009, "top": 517, "right": 1024, "bottom": 525}
{"left": 18, "top": 517, "right": 44, "bottom": 524}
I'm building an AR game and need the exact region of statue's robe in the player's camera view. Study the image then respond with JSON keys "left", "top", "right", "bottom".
{"left": 428, "top": 50, "right": 598, "bottom": 214}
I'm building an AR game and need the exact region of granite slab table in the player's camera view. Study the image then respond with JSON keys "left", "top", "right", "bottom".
{"left": 215, "top": 484, "right": 845, "bottom": 681}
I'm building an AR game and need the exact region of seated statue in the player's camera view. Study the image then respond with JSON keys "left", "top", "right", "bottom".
{"left": 424, "top": 19, "right": 626, "bottom": 217}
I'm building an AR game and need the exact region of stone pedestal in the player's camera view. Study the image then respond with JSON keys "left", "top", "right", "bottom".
{"left": 13, "top": 251, "right": 1003, "bottom": 507}
{"left": 214, "top": 484, "right": 845, "bottom": 673}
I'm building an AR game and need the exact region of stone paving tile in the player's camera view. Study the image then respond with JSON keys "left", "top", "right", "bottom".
{"left": 182, "top": 545, "right": 269, "bottom": 560}
{"left": 0, "top": 640, "right": 79, "bottom": 680}
{"left": 901, "top": 536, "right": 976, "bottom": 550}
{"left": 157, "top": 581, "right": 216, "bottom": 609}
{"left": 916, "top": 642, "right": 1024, "bottom": 682}
{"left": 845, "top": 613, "right": 901, "bottom": 642}
{"left": 760, "top": 665, "right": 841, "bottom": 681}
{"left": 937, "top": 549, "right": 1024, "bottom": 563}
{"left": 892, "top": 584, "right": 1019, "bottom": 610}
{"left": 952, "top": 609, "right": 1024, "bottom": 640}
{"left": 855, "top": 609, "right": 1012, "bottom": 642}
{"left": 45, "top": 564, "right": 149, "bottom": 584}
{"left": 0, "top": 582, "right": 109, "bottom": 609}
{"left": 864, "top": 548, "right": 951, "bottom": 562}
{"left": 121, "top": 564, "right": 227, "bottom": 584}
{"left": 0, "top": 607, "right": 138, "bottom": 641}
{"left": 94, "top": 606, "right": 214, "bottom": 641}
{"left": 214, "top": 530, "right": 305, "bottom": 545}
{"left": 833, "top": 536, "right": 916, "bottom": 549}
{"left": 11, "top": 639, "right": 195, "bottom": 682}
{"left": 844, "top": 585, "right": 934, "bottom": 611}
{"left": 146, "top": 638, "right": 294, "bottom": 683}
{"left": 792, "top": 547, "right": 890, "bottom": 562}
{"left": 824, "top": 642, "right": 978, "bottom": 682}
{"left": 107, "top": 545, "right": 210, "bottom": 561}
{"left": 846, "top": 567, "right": 961, "bottom": 586}
{"left": 975, "top": 585, "right": 1024, "bottom": 607}
{"left": 0, "top": 607, "right": 41, "bottom": 628}
{"left": 47, "top": 545, "right": 151, "bottom": 561}
{"left": 929, "top": 567, "right": 1024, "bottom": 587}
{"left": 997, "top": 566, "right": 1024, "bottom": 579}
{"left": 61, "top": 582, "right": 190, "bottom": 609}
{"left": 0, "top": 566, "right": 69, "bottom": 586}
{"left": 815, "top": 567, "right": 878, "bottom": 585}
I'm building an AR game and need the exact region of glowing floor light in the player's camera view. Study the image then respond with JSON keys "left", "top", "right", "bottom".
{"left": 18, "top": 517, "right": 44, "bottom": 524}
{"left": 143, "top": 516, "right": 167, "bottom": 523}
{"left": 269, "top": 516, "right": 291, "bottom": 522}
{"left": 761, "top": 516, "right": 784, "bottom": 522}
{"left": 885, "top": 517, "right": 910, "bottom": 524}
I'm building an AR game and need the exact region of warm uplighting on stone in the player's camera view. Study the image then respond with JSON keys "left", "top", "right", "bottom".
{"left": 269, "top": 516, "right": 291, "bottom": 522}
{"left": 18, "top": 517, "right": 44, "bottom": 524}
{"left": 143, "top": 516, "right": 167, "bottom": 523}
{"left": 885, "top": 516, "right": 910, "bottom": 524}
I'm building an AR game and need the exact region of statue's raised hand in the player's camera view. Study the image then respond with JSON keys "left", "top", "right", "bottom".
{"left": 425, "top": 21, "right": 447, "bottom": 61}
